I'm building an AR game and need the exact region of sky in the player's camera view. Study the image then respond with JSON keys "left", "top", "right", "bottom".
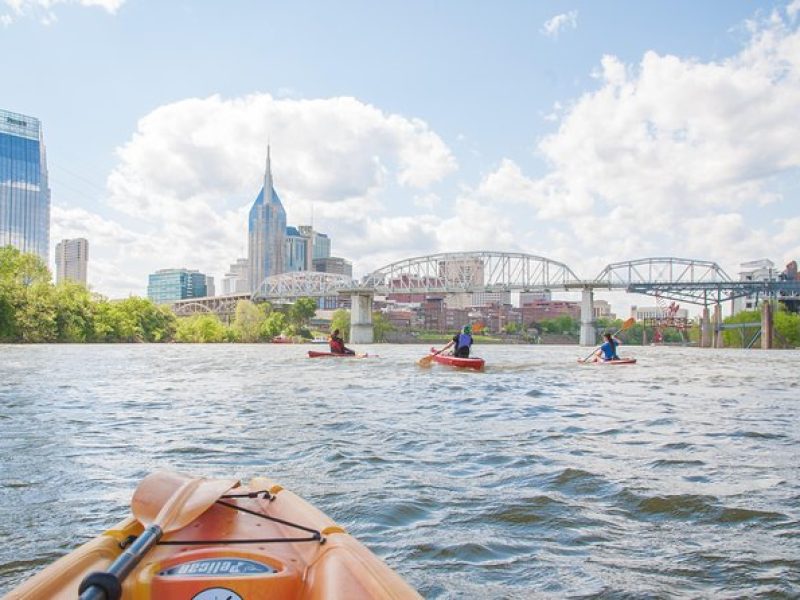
{"left": 2, "top": 0, "right": 800, "bottom": 316}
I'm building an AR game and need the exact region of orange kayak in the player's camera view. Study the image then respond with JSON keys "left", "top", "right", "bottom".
{"left": 5, "top": 472, "right": 421, "bottom": 600}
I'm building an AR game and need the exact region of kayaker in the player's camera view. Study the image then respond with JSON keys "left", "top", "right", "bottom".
{"left": 595, "top": 332, "right": 621, "bottom": 361}
{"left": 329, "top": 329, "right": 355, "bottom": 355}
{"left": 440, "top": 324, "right": 473, "bottom": 358}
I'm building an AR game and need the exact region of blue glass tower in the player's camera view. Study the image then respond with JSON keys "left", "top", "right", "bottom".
{"left": 285, "top": 225, "right": 309, "bottom": 272}
{"left": 0, "top": 109, "right": 50, "bottom": 262}
{"left": 248, "top": 146, "right": 287, "bottom": 292}
{"left": 147, "top": 268, "right": 208, "bottom": 304}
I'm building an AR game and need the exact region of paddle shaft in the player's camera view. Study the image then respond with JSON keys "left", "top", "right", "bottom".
{"left": 78, "top": 524, "right": 162, "bottom": 600}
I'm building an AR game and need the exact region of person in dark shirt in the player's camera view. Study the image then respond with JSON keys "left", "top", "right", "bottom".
{"left": 448, "top": 325, "right": 473, "bottom": 358}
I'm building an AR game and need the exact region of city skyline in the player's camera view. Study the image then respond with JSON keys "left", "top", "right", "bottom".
{"left": 2, "top": 1, "right": 799, "bottom": 317}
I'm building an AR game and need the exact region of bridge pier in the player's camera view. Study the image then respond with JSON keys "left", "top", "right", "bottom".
{"left": 579, "top": 288, "right": 596, "bottom": 347}
{"left": 700, "top": 307, "right": 711, "bottom": 348}
{"left": 713, "top": 304, "right": 723, "bottom": 348}
{"left": 761, "top": 301, "right": 773, "bottom": 349}
{"left": 341, "top": 288, "right": 374, "bottom": 344}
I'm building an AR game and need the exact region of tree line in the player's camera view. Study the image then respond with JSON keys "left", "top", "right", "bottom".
{"left": 0, "top": 246, "right": 319, "bottom": 343}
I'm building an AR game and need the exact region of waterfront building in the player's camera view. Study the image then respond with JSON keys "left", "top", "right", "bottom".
{"left": 248, "top": 146, "right": 286, "bottom": 293}
{"left": 592, "top": 299, "right": 615, "bottom": 320}
{"left": 312, "top": 256, "right": 352, "bottom": 278}
{"left": 147, "top": 268, "right": 208, "bottom": 305}
{"left": 285, "top": 226, "right": 311, "bottom": 272}
{"left": 733, "top": 259, "right": 776, "bottom": 313}
{"left": 0, "top": 108, "right": 50, "bottom": 262}
{"left": 55, "top": 238, "right": 88, "bottom": 285}
{"left": 222, "top": 258, "right": 249, "bottom": 295}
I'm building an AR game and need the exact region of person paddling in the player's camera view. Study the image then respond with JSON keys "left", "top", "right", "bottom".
{"left": 329, "top": 329, "right": 355, "bottom": 355}
{"left": 595, "top": 332, "right": 621, "bottom": 362}
{"left": 439, "top": 325, "right": 474, "bottom": 358}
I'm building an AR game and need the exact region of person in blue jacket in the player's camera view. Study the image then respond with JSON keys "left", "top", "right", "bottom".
{"left": 450, "top": 325, "right": 474, "bottom": 358}
{"left": 595, "top": 332, "right": 621, "bottom": 361}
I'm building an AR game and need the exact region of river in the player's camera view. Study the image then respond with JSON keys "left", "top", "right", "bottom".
{"left": 0, "top": 344, "right": 798, "bottom": 598}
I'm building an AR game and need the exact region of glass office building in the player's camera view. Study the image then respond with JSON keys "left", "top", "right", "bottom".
{"left": 285, "top": 226, "right": 310, "bottom": 272}
{"left": 248, "top": 146, "right": 286, "bottom": 292}
{"left": 0, "top": 108, "right": 50, "bottom": 262}
{"left": 147, "top": 268, "right": 208, "bottom": 305}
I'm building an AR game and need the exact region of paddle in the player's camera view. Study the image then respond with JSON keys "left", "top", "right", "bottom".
{"left": 417, "top": 341, "right": 453, "bottom": 367}
{"left": 579, "top": 317, "right": 635, "bottom": 363}
{"left": 78, "top": 471, "right": 239, "bottom": 600}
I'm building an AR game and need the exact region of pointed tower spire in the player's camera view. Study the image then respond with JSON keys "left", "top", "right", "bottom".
{"left": 264, "top": 144, "right": 273, "bottom": 203}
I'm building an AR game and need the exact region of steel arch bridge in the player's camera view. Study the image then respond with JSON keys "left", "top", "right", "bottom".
{"left": 588, "top": 257, "right": 736, "bottom": 304}
{"left": 252, "top": 271, "right": 356, "bottom": 302}
{"left": 362, "top": 251, "right": 581, "bottom": 293}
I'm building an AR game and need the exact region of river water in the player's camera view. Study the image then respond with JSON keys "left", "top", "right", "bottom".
{"left": 0, "top": 344, "right": 797, "bottom": 598}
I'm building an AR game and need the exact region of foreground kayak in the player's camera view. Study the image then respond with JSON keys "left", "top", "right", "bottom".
{"left": 307, "top": 350, "right": 369, "bottom": 358}
{"left": 578, "top": 357, "right": 637, "bottom": 365}
{"left": 6, "top": 472, "right": 421, "bottom": 600}
{"left": 428, "top": 347, "right": 485, "bottom": 371}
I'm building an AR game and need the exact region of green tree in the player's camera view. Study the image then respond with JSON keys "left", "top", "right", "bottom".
{"left": 260, "top": 311, "right": 287, "bottom": 340}
{"left": 53, "top": 281, "right": 95, "bottom": 342}
{"left": 288, "top": 297, "right": 317, "bottom": 333}
{"left": 233, "top": 300, "right": 266, "bottom": 342}
{"left": 0, "top": 246, "right": 52, "bottom": 341}
{"left": 175, "top": 314, "right": 227, "bottom": 343}
{"left": 330, "top": 309, "right": 350, "bottom": 341}
{"left": 775, "top": 308, "right": 800, "bottom": 347}
{"left": 15, "top": 282, "right": 58, "bottom": 342}
{"left": 722, "top": 310, "right": 761, "bottom": 348}
{"left": 372, "top": 311, "right": 393, "bottom": 342}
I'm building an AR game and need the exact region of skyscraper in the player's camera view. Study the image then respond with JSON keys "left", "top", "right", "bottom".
{"left": 0, "top": 108, "right": 50, "bottom": 262}
{"left": 55, "top": 238, "right": 88, "bottom": 285}
{"left": 248, "top": 146, "right": 286, "bottom": 292}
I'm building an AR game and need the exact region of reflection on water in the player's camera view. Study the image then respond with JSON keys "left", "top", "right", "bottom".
{"left": 1, "top": 344, "right": 798, "bottom": 597}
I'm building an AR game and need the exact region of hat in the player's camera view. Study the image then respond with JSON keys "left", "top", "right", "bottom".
{"left": 463, "top": 325, "right": 472, "bottom": 334}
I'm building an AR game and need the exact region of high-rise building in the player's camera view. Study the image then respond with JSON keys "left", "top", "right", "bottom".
{"left": 248, "top": 146, "right": 286, "bottom": 292}
{"left": 55, "top": 238, "right": 88, "bottom": 285}
{"left": 285, "top": 226, "right": 311, "bottom": 272}
{"left": 297, "top": 225, "right": 331, "bottom": 263}
{"left": 0, "top": 108, "right": 50, "bottom": 262}
{"left": 147, "top": 268, "right": 208, "bottom": 304}
{"left": 222, "top": 258, "right": 249, "bottom": 295}
{"left": 205, "top": 275, "right": 215, "bottom": 297}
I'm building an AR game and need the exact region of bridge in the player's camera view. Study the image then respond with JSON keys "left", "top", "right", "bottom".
{"left": 173, "top": 252, "right": 800, "bottom": 345}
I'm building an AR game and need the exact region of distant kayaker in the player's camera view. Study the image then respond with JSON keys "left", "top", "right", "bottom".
{"left": 440, "top": 325, "right": 474, "bottom": 358}
{"left": 595, "top": 332, "right": 621, "bottom": 361}
{"left": 329, "top": 329, "right": 355, "bottom": 355}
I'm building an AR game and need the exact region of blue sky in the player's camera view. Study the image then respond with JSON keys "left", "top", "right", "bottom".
{"left": 2, "top": 0, "right": 799, "bottom": 315}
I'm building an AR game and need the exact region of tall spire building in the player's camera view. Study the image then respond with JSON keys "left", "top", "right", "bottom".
{"left": 248, "top": 146, "right": 287, "bottom": 293}
{"left": 0, "top": 108, "right": 51, "bottom": 262}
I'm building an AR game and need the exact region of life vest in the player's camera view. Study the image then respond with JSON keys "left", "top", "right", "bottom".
{"left": 329, "top": 337, "right": 345, "bottom": 353}
{"left": 456, "top": 333, "right": 472, "bottom": 349}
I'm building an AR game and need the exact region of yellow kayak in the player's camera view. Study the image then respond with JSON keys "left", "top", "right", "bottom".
{"left": 4, "top": 471, "right": 421, "bottom": 600}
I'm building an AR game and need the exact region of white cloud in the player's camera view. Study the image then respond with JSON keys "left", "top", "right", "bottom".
{"left": 1, "top": 0, "right": 123, "bottom": 24}
{"left": 541, "top": 10, "right": 578, "bottom": 39}
{"left": 84, "top": 93, "right": 457, "bottom": 296}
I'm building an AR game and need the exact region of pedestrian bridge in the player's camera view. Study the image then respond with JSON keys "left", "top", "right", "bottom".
{"left": 177, "top": 252, "right": 800, "bottom": 345}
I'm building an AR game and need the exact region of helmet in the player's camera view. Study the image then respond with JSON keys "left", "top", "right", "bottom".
{"left": 463, "top": 325, "right": 472, "bottom": 334}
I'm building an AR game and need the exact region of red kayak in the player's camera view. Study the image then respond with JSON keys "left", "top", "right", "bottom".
{"left": 429, "top": 347, "right": 485, "bottom": 371}
{"left": 307, "top": 350, "right": 369, "bottom": 358}
{"left": 578, "top": 358, "right": 637, "bottom": 365}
